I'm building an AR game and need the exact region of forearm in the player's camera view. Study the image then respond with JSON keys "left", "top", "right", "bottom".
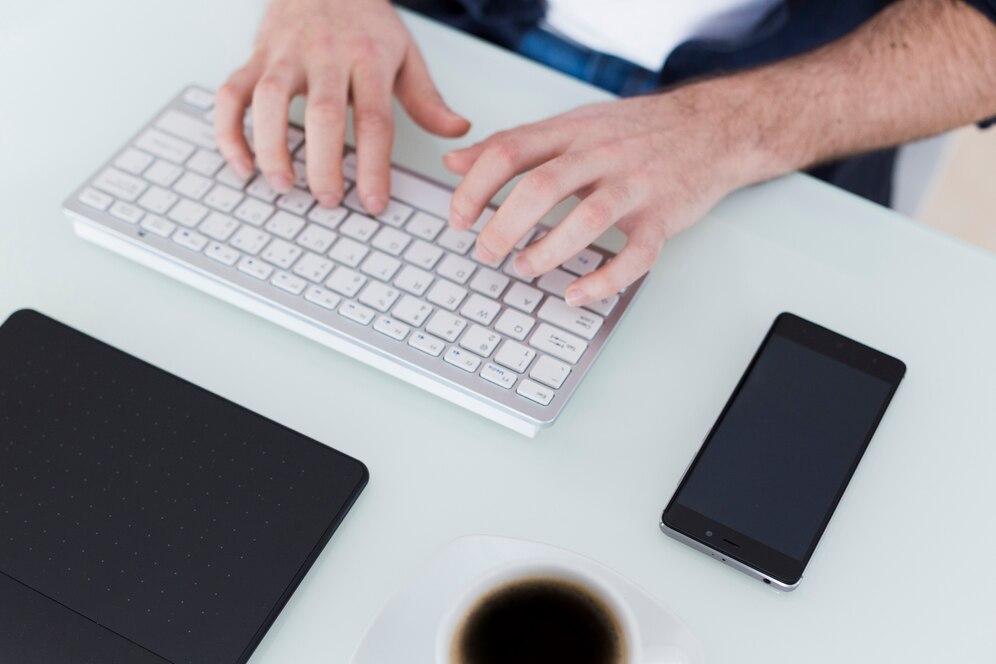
{"left": 711, "top": 0, "right": 996, "bottom": 186}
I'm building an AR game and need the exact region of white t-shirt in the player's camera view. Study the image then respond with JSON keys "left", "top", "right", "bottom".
{"left": 544, "top": 0, "right": 781, "bottom": 72}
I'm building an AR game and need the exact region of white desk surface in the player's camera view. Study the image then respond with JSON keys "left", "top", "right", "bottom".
{"left": 4, "top": 2, "right": 996, "bottom": 662}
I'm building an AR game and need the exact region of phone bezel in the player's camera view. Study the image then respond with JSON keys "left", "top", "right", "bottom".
{"left": 661, "top": 312, "right": 906, "bottom": 587}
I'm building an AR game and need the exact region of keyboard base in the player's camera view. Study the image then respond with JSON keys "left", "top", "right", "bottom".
{"left": 69, "top": 214, "right": 544, "bottom": 438}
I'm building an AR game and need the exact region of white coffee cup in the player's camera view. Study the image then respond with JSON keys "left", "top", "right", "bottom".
{"left": 436, "top": 557, "right": 677, "bottom": 664}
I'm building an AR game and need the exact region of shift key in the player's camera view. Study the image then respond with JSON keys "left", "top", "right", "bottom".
{"left": 529, "top": 323, "right": 587, "bottom": 364}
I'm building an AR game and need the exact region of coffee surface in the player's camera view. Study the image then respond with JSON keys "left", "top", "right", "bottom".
{"left": 452, "top": 577, "right": 625, "bottom": 664}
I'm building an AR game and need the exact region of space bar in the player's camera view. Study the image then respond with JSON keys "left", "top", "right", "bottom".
{"left": 345, "top": 158, "right": 454, "bottom": 221}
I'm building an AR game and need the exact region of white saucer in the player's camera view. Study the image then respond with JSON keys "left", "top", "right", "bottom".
{"left": 350, "top": 535, "right": 704, "bottom": 663}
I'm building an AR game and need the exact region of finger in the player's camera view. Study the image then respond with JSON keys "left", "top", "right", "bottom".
{"left": 351, "top": 62, "right": 394, "bottom": 215}
{"left": 474, "top": 151, "right": 602, "bottom": 265}
{"left": 305, "top": 65, "right": 349, "bottom": 207}
{"left": 215, "top": 61, "right": 263, "bottom": 179}
{"left": 565, "top": 216, "right": 665, "bottom": 306}
{"left": 395, "top": 45, "right": 470, "bottom": 138}
{"left": 447, "top": 126, "right": 572, "bottom": 230}
{"left": 515, "top": 181, "right": 635, "bottom": 277}
{"left": 252, "top": 60, "right": 305, "bottom": 192}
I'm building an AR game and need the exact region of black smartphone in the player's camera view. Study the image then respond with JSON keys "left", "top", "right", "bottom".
{"left": 660, "top": 313, "right": 905, "bottom": 590}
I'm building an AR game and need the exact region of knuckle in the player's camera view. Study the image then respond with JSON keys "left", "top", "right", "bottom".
{"left": 578, "top": 199, "right": 613, "bottom": 233}
{"left": 628, "top": 237, "right": 660, "bottom": 272}
{"left": 356, "top": 108, "right": 392, "bottom": 132}
{"left": 216, "top": 81, "right": 243, "bottom": 108}
{"left": 307, "top": 98, "right": 343, "bottom": 125}
{"left": 350, "top": 36, "right": 381, "bottom": 60}
{"left": 490, "top": 138, "right": 520, "bottom": 168}
{"left": 523, "top": 168, "right": 559, "bottom": 198}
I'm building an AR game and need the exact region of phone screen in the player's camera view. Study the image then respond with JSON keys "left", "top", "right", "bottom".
{"left": 662, "top": 313, "right": 905, "bottom": 586}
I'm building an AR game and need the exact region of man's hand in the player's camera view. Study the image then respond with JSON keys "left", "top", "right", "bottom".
{"left": 443, "top": 90, "right": 761, "bottom": 307}
{"left": 215, "top": 0, "right": 470, "bottom": 214}
{"left": 445, "top": 0, "right": 996, "bottom": 307}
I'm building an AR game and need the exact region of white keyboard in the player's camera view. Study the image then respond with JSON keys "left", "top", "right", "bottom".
{"left": 64, "top": 86, "right": 647, "bottom": 436}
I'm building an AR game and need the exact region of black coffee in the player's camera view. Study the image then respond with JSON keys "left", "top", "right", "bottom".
{"left": 452, "top": 577, "right": 626, "bottom": 664}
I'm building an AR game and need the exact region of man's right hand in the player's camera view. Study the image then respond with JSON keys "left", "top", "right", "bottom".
{"left": 215, "top": 0, "right": 470, "bottom": 214}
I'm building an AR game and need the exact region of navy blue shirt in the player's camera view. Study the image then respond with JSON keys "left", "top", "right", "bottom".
{"left": 398, "top": 0, "right": 996, "bottom": 207}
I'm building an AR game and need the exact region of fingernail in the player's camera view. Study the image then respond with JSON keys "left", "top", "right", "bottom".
{"left": 363, "top": 195, "right": 385, "bottom": 213}
{"left": 475, "top": 243, "right": 496, "bottom": 264}
{"left": 270, "top": 173, "right": 292, "bottom": 193}
{"left": 233, "top": 157, "right": 253, "bottom": 179}
{"left": 317, "top": 193, "right": 341, "bottom": 208}
{"left": 451, "top": 211, "right": 465, "bottom": 228}
{"left": 514, "top": 253, "right": 535, "bottom": 278}
{"left": 565, "top": 286, "right": 590, "bottom": 307}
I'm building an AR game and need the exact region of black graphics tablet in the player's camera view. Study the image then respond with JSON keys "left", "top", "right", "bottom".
{"left": 0, "top": 310, "right": 368, "bottom": 664}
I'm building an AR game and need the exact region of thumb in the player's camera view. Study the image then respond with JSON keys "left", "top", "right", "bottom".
{"left": 395, "top": 45, "right": 471, "bottom": 137}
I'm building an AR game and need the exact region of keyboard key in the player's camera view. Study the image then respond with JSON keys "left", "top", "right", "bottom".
{"left": 393, "top": 265, "right": 434, "bottom": 297}
{"left": 93, "top": 167, "right": 147, "bottom": 202}
{"left": 155, "top": 109, "right": 216, "bottom": 150}
{"left": 217, "top": 165, "right": 252, "bottom": 190}
{"left": 172, "top": 228, "right": 208, "bottom": 251}
{"left": 426, "top": 279, "right": 468, "bottom": 311}
{"left": 408, "top": 332, "right": 445, "bottom": 357}
{"left": 339, "top": 301, "right": 375, "bottom": 325}
{"left": 205, "top": 242, "right": 240, "bottom": 266}
{"left": 167, "top": 199, "right": 209, "bottom": 228}
{"left": 536, "top": 268, "right": 574, "bottom": 298}
{"left": 529, "top": 355, "right": 571, "bottom": 389}
{"left": 135, "top": 128, "right": 195, "bottom": 163}
{"left": 481, "top": 363, "right": 516, "bottom": 389}
{"left": 182, "top": 87, "right": 215, "bottom": 110}
{"left": 292, "top": 161, "right": 308, "bottom": 190}
{"left": 234, "top": 198, "right": 274, "bottom": 226}
{"left": 469, "top": 268, "right": 510, "bottom": 298}
{"left": 286, "top": 126, "right": 304, "bottom": 154}
{"left": 374, "top": 315, "right": 410, "bottom": 341}
{"left": 340, "top": 212, "right": 379, "bottom": 242}
{"left": 237, "top": 256, "right": 274, "bottom": 281}
{"left": 494, "top": 309, "right": 536, "bottom": 341}
{"left": 425, "top": 310, "right": 467, "bottom": 342}
{"left": 460, "top": 325, "right": 501, "bottom": 358}
{"left": 375, "top": 199, "right": 414, "bottom": 227}
{"left": 537, "top": 297, "right": 605, "bottom": 340}
{"left": 389, "top": 166, "right": 453, "bottom": 220}
{"left": 109, "top": 201, "right": 143, "bottom": 224}
{"left": 371, "top": 226, "right": 411, "bottom": 256}
{"left": 137, "top": 186, "right": 178, "bottom": 215}
{"left": 276, "top": 188, "right": 316, "bottom": 216}
{"left": 403, "top": 240, "right": 444, "bottom": 270}
{"left": 247, "top": 175, "right": 279, "bottom": 202}
{"left": 203, "top": 184, "right": 243, "bottom": 213}
{"left": 173, "top": 172, "right": 213, "bottom": 200}
{"left": 437, "top": 227, "right": 476, "bottom": 255}
{"left": 78, "top": 187, "right": 112, "bottom": 211}
{"left": 517, "top": 379, "right": 554, "bottom": 406}
{"left": 460, "top": 294, "right": 501, "bottom": 326}
{"left": 114, "top": 148, "right": 153, "bottom": 175}
{"left": 260, "top": 238, "right": 303, "bottom": 269}
{"left": 444, "top": 347, "right": 481, "bottom": 373}
{"left": 584, "top": 294, "right": 619, "bottom": 317}
{"left": 494, "top": 341, "right": 536, "bottom": 373}
{"left": 469, "top": 208, "right": 494, "bottom": 233}
{"left": 502, "top": 252, "right": 535, "bottom": 283}
{"left": 143, "top": 160, "right": 183, "bottom": 187}
{"left": 304, "top": 286, "right": 341, "bottom": 311}
{"left": 503, "top": 282, "right": 543, "bottom": 313}
{"left": 392, "top": 295, "right": 433, "bottom": 326}
{"left": 292, "top": 252, "right": 335, "bottom": 283}
{"left": 271, "top": 270, "right": 307, "bottom": 295}
{"left": 406, "top": 211, "right": 445, "bottom": 241}
{"left": 296, "top": 224, "right": 337, "bottom": 253}
{"left": 187, "top": 149, "right": 225, "bottom": 177}
{"left": 140, "top": 215, "right": 175, "bottom": 238}
{"left": 529, "top": 323, "right": 587, "bottom": 364}
{"left": 328, "top": 237, "right": 369, "bottom": 268}
{"left": 436, "top": 253, "right": 476, "bottom": 284}
{"left": 562, "top": 247, "right": 603, "bottom": 275}
{"left": 197, "top": 211, "right": 239, "bottom": 242}
{"left": 325, "top": 267, "right": 366, "bottom": 298}
{"left": 229, "top": 227, "right": 271, "bottom": 255}
{"left": 358, "top": 281, "right": 400, "bottom": 312}
{"left": 308, "top": 204, "right": 350, "bottom": 229}
{"left": 360, "top": 251, "right": 402, "bottom": 282}
{"left": 264, "top": 210, "right": 306, "bottom": 240}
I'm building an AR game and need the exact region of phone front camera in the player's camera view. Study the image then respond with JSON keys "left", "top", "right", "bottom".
{"left": 705, "top": 530, "right": 713, "bottom": 537}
